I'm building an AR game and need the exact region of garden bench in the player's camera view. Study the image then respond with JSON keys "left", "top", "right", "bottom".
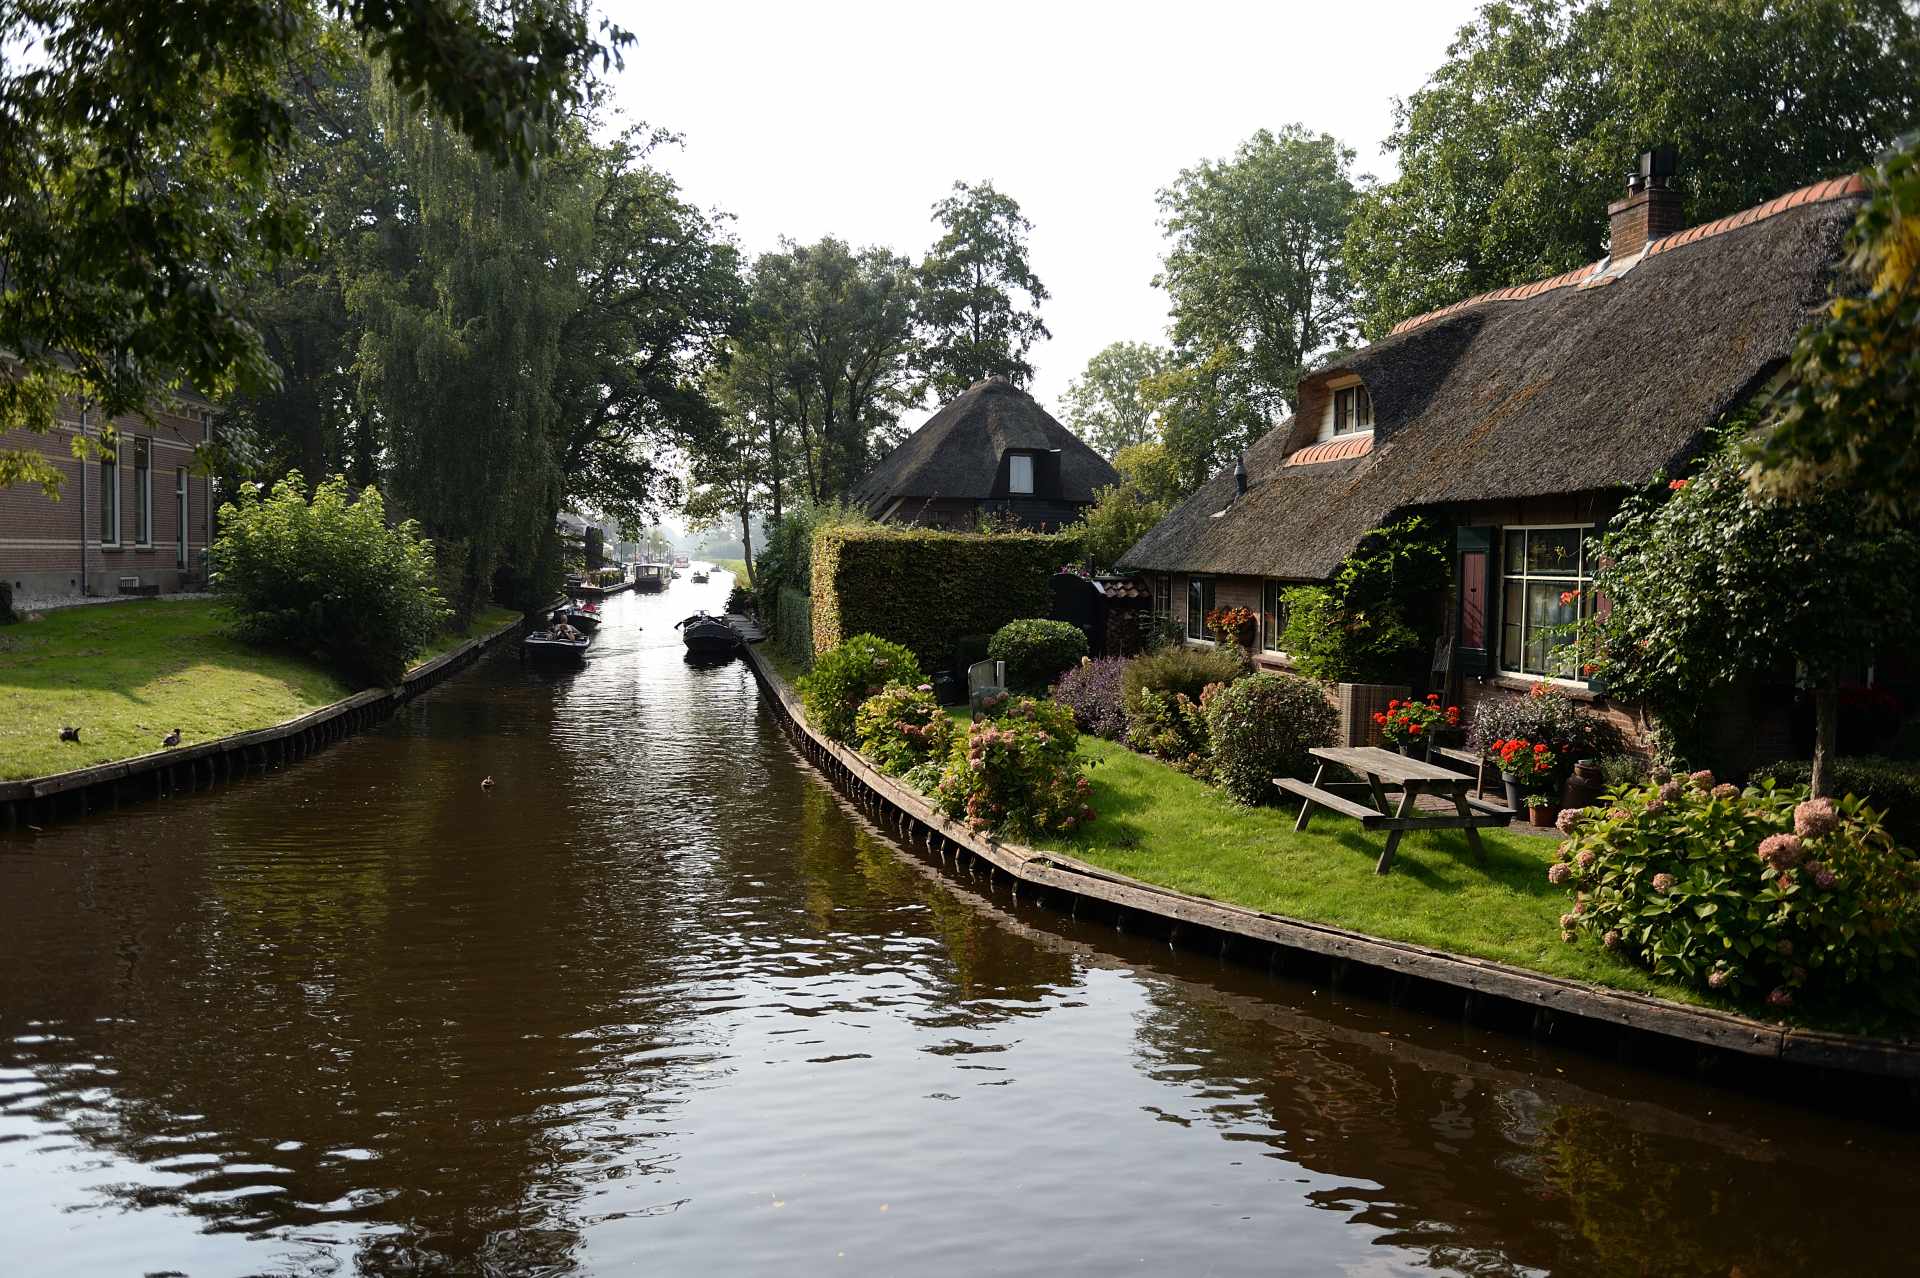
{"left": 1277, "top": 746, "right": 1509, "bottom": 876}
{"left": 967, "top": 658, "right": 1007, "bottom": 716}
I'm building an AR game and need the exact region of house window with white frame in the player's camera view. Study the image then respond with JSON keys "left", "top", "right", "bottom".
{"left": 1499, "top": 526, "right": 1596, "bottom": 678}
{"left": 1152, "top": 575, "right": 1172, "bottom": 620}
{"left": 1318, "top": 378, "right": 1374, "bottom": 442}
{"left": 175, "top": 468, "right": 189, "bottom": 568}
{"left": 1186, "top": 576, "right": 1215, "bottom": 641}
{"left": 99, "top": 441, "right": 120, "bottom": 546}
{"left": 1007, "top": 453, "right": 1035, "bottom": 495}
{"left": 134, "top": 436, "right": 153, "bottom": 545}
{"left": 1262, "top": 580, "right": 1288, "bottom": 654}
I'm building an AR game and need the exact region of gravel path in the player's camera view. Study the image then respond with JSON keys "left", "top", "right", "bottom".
{"left": 9, "top": 590, "right": 213, "bottom": 615}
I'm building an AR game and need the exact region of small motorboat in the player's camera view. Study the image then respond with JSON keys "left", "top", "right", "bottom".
{"left": 689, "top": 568, "right": 709, "bottom": 583}
{"left": 566, "top": 601, "right": 602, "bottom": 632}
{"left": 676, "top": 611, "right": 740, "bottom": 658}
{"left": 522, "top": 628, "right": 591, "bottom": 664}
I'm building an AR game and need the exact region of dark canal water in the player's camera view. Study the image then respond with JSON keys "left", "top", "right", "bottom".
{"left": 3, "top": 578, "right": 1915, "bottom": 1276}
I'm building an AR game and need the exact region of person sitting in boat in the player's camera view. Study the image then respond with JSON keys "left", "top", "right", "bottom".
{"left": 551, "top": 620, "right": 583, "bottom": 641}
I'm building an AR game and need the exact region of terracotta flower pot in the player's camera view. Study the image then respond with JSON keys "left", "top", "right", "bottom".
{"left": 1528, "top": 803, "right": 1559, "bottom": 828}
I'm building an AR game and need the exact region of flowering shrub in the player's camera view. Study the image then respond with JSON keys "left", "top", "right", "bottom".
{"left": 1467, "top": 681, "right": 1602, "bottom": 759}
{"left": 1205, "top": 605, "right": 1257, "bottom": 647}
{"left": 1553, "top": 775, "right": 1920, "bottom": 1013}
{"left": 934, "top": 696, "right": 1094, "bottom": 837}
{"left": 1051, "top": 656, "right": 1130, "bottom": 739}
{"left": 1488, "top": 737, "right": 1560, "bottom": 794}
{"left": 1125, "top": 686, "right": 1219, "bottom": 777}
{"left": 988, "top": 618, "right": 1090, "bottom": 691}
{"left": 854, "top": 684, "right": 956, "bottom": 779}
{"left": 1206, "top": 672, "right": 1339, "bottom": 804}
{"left": 797, "top": 633, "right": 925, "bottom": 741}
{"left": 1374, "top": 693, "right": 1459, "bottom": 749}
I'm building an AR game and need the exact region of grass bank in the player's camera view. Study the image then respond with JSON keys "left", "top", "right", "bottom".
{"left": 710, "top": 558, "right": 749, "bottom": 583}
{"left": 0, "top": 599, "right": 518, "bottom": 781}
{"left": 1028, "top": 737, "right": 1703, "bottom": 1003}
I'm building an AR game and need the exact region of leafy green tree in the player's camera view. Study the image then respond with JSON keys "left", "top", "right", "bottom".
{"left": 916, "top": 181, "right": 1050, "bottom": 399}
{"left": 1155, "top": 125, "right": 1360, "bottom": 432}
{"left": 1748, "top": 134, "right": 1920, "bottom": 526}
{"left": 549, "top": 128, "right": 745, "bottom": 533}
{"left": 1588, "top": 448, "right": 1918, "bottom": 796}
{"left": 1075, "top": 442, "right": 1185, "bottom": 571}
{"left": 1346, "top": 0, "right": 1920, "bottom": 338}
{"left": 0, "top": 1, "right": 628, "bottom": 490}
{"left": 1280, "top": 517, "right": 1449, "bottom": 684}
{"left": 750, "top": 239, "right": 920, "bottom": 503}
{"left": 1059, "top": 341, "right": 1169, "bottom": 458}
{"left": 1138, "top": 346, "right": 1268, "bottom": 496}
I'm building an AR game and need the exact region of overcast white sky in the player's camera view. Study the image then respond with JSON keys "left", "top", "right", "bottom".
{"left": 599, "top": 0, "right": 1483, "bottom": 413}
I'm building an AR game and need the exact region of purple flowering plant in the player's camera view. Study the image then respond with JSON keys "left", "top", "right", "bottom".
{"left": 1551, "top": 776, "right": 1920, "bottom": 1015}
{"left": 1050, "top": 657, "right": 1131, "bottom": 740}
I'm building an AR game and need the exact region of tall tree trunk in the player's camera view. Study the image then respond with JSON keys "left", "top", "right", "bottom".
{"left": 739, "top": 507, "right": 754, "bottom": 587}
{"left": 1811, "top": 677, "right": 1839, "bottom": 798}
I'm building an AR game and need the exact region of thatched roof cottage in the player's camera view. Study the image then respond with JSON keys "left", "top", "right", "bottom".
{"left": 855, "top": 376, "right": 1119, "bottom": 531}
{"left": 1119, "top": 153, "right": 1878, "bottom": 762}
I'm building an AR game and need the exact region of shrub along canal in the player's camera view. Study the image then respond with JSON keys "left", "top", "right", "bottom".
{"left": 1, "top": 578, "right": 1914, "bottom": 1276}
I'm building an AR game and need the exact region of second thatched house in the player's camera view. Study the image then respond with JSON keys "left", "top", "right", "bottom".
{"left": 853, "top": 376, "right": 1119, "bottom": 531}
{"left": 1119, "top": 153, "right": 1884, "bottom": 763}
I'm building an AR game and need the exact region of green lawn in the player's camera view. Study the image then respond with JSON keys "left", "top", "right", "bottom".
{"left": 710, "top": 558, "right": 749, "bottom": 582}
{"left": 1030, "top": 737, "right": 1703, "bottom": 1002}
{"left": 0, "top": 600, "right": 518, "bottom": 781}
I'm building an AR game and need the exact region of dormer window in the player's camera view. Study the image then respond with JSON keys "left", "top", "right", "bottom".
{"left": 1329, "top": 382, "right": 1372, "bottom": 438}
{"left": 1008, "top": 453, "right": 1035, "bottom": 495}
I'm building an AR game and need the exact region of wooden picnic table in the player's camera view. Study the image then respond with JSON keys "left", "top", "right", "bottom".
{"left": 1275, "top": 745, "right": 1512, "bottom": 876}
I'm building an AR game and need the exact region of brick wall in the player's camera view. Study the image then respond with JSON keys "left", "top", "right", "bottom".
{"left": 1, "top": 397, "right": 214, "bottom": 600}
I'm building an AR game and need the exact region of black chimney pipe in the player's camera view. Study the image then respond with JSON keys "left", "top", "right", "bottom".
{"left": 1234, "top": 452, "right": 1248, "bottom": 498}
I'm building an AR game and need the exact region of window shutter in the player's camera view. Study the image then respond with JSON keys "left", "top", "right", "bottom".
{"left": 1455, "top": 526, "right": 1493, "bottom": 676}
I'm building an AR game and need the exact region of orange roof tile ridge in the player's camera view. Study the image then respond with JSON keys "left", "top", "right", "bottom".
{"left": 1387, "top": 172, "right": 1867, "bottom": 337}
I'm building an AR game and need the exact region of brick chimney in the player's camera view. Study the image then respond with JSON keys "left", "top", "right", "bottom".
{"left": 1607, "top": 145, "right": 1684, "bottom": 259}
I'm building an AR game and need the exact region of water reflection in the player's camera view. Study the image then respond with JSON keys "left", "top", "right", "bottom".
{"left": 2, "top": 580, "right": 1915, "bottom": 1276}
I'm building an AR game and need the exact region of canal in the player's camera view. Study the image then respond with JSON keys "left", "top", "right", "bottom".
{"left": 2, "top": 579, "right": 1914, "bottom": 1276}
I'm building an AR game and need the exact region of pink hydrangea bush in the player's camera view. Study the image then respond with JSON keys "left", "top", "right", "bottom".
{"left": 797, "top": 634, "right": 925, "bottom": 742}
{"left": 853, "top": 684, "right": 956, "bottom": 781}
{"left": 1551, "top": 777, "right": 1920, "bottom": 1014}
{"left": 934, "top": 696, "right": 1095, "bottom": 837}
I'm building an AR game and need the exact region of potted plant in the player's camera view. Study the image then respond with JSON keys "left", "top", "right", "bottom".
{"left": 1205, "top": 605, "right": 1257, "bottom": 652}
{"left": 1488, "top": 736, "right": 1561, "bottom": 819}
{"left": 1372, "top": 694, "right": 1460, "bottom": 758}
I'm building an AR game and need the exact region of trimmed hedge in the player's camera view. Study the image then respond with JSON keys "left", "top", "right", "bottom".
{"left": 810, "top": 526, "right": 1080, "bottom": 671}
{"left": 1751, "top": 756, "right": 1920, "bottom": 847}
{"left": 777, "top": 588, "right": 814, "bottom": 669}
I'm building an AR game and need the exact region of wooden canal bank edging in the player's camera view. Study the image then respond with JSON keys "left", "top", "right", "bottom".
{"left": 1, "top": 612, "right": 530, "bottom": 832}
{"left": 741, "top": 643, "right": 1920, "bottom": 1092}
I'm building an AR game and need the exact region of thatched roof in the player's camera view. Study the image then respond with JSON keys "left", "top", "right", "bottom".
{"left": 853, "top": 377, "right": 1119, "bottom": 514}
{"left": 1120, "top": 177, "right": 1863, "bottom": 580}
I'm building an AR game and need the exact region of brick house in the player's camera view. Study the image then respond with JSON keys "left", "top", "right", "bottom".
{"left": 1, "top": 391, "right": 216, "bottom": 601}
{"left": 853, "top": 376, "right": 1119, "bottom": 531}
{"left": 1118, "top": 155, "right": 1891, "bottom": 769}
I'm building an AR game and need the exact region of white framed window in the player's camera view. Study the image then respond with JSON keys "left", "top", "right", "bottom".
{"left": 175, "top": 468, "right": 189, "bottom": 568}
{"left": 1186, "top": 576, "right": 1215, "bottom": 642}
{"left": 1499, "top": 525, "right": 1596, "bottom": 679}
{"left": 1318, "top": 378, "right": 1373, "bottom": 442}
{"left": 200, "top": 409, "right": 212, "bottom": 442}
{"left": 1152, "top": 575, "right": 1173, "bottom": 620}
{"left": 1008, "top": 453, "right": 1035, "bottom": 495}
{"left": 1262, "top": 580, "right": 1289, "bottom": 654}
{"left": 99, "top": 441, "right": 120, "bottom": 546}
{"left": 134, "top": 436, "right": 153, "bottom": 545}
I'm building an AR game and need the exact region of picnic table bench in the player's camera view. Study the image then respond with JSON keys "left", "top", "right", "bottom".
{"left": 1276, "top": 746, "right": 1512, "bottom": 876}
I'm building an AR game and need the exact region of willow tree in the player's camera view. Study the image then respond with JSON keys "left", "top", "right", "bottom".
{"left": 348, "top": 111, "right": 577, "bottom": 621}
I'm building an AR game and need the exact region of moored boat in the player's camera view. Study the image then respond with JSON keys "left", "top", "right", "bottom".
{"left": 633, "top": 562, "right": 669, "bottom": 592}
{"left": 676, "top": 611, "right": 740, "bottom": 658}
{"left": 566, "top": 601, "right": 602, "bottom": 631}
